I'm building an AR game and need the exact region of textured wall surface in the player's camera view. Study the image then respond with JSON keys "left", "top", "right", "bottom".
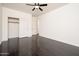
{"left": 0, "top": 4, "right": 2, "bottom": 44}
{"left": 2, "top": 7, "right": 32, "bottom": 42}
{"left": 38, "top": 4, "right": 79, "bottom": 47}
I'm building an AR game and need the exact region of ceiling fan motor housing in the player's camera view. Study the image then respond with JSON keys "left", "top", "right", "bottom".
{"left": 26, "top": 3, "right": 47, "bottom": 11}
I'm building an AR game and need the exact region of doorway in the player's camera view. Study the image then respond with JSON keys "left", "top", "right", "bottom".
{"left": 8, "top": 17, "right": 19, "bottom": 55}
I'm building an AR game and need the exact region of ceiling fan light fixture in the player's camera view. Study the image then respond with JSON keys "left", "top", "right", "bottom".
{"left": 35, "top": 6, "right": 39, "bottom": 9}
{"left": 26, "top": 3, "right": 47, "bottom": 11}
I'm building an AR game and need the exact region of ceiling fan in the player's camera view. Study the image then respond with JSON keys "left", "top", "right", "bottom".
{"left": 26, "top": 3, "right": 47, "bottom": 11}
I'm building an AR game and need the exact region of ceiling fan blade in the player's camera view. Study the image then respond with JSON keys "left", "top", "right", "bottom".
{"left": 26, "top": 4, "right": 35, "bottom": 6}
{"left": 39, "top": 4, "right": 47, "bottom": 6}
{"left": 39, "top": 7, "right": 43, "bottom": 11}
{"left": 32, "top": 7, "right": 35, "bottom": 11}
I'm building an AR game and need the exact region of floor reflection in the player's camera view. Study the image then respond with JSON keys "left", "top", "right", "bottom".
{"left": 0, "top": 37, "right": 33, "bottom": 56}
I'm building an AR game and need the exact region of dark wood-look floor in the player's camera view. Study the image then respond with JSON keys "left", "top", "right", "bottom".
{"left": 0, "top": 44, "right": 1, "bottom": 51}
{"left": 0, "top": 37, "right": 33, "bottom": 56}
{"left": 32, "top": 34, "right": 39, "bottom": 56}
{"left": 0, "top": 35, "right": 79, "bottom": 56}
{"left": 38, "top": 36, "right": 79, "bottom": 56}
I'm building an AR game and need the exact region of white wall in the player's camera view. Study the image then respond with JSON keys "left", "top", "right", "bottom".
{"left": 0, "top": 4, "right": 2, "bottom": 44}
{"left": 32, "top": 16, "right": 38, "bottom": 35}
{"left": 38, "top": 4, "right": 79, "bottom": 47}
{"left": 2, "top": 7, "right": 32, "bottom": 41}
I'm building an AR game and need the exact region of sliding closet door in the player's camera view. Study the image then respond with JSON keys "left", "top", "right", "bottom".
{"left": 8, "top": 21, "right": 19, "bottom": 39}
{"left": 8, "top": 17, "right": 19, "bottom": 56}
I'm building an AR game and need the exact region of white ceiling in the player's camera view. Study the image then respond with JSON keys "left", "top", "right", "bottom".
{"left": 2, "top": 3, "right": 68, "bottom": 16}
